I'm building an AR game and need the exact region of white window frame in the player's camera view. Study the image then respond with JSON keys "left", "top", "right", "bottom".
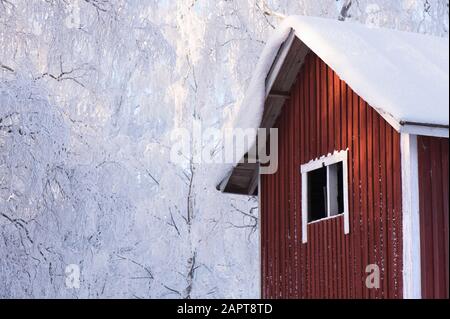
{"left": 300, "top": 150, "right": 350, "bottom": 243}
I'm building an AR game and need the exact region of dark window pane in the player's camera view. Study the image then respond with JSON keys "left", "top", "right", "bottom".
{"left": 307, "top": 166, "right": 327, "bottom": 222}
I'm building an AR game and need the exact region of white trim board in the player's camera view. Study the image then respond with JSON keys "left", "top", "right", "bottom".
{"left": 300, "top": 150, "right": 350, "bottom": 244}
{"left": 400, "top": 124, "right": 449, "bottom": 138}
{"left": 401, "top": 134, "right": 422, "bottom": 299}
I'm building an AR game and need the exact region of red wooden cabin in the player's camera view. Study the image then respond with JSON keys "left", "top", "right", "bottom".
{"left": 218, "top": 17, "right": 449, "bottom": 299}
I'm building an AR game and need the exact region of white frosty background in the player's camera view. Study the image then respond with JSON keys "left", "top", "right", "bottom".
{"left": 0, "top": 0, "right": 448, "bottom": 298}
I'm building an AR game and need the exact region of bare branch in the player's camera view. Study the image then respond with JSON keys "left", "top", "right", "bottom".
{"left": 257, "top": 0, "right": 286, "bottom": 20}
{"left": 168, "top": 208, "right": 181, "bottom": 236}
{"left": 1, "top": 213, "right": 34, "bottom": 244}
{"left": 1, "top": 63, "right": 14, "bottom": 73}
{"left": 115, "top": 254, "right": 154, "bottom": 280}
{"left": 163, "top": 284, "right": 182, "bottom": 296}
{"left": 183, "top": 251, "right": 198, "bottom": 299}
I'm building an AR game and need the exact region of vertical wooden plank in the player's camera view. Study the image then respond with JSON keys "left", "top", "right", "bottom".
{"left": 339, "top": 217, "right": 345, "bottom": 298}
{"left": 441, "top": 139, "right": 449, "bottom": 298}
{"left": 321, "top": 63, "right": 329, "bottom": 298}
{"left": 319, "top": 63, "right": 326, "bottom": 299}
{"left": 379, "top": 118, "right": 388, "bottom": 298}
{"left": 289, "top": 82, "right": 297, "bottom": 299}
{"left": 260, "top": 174, "right": 264, "bottom": 297}
{"left": 440, "top": 138, "right": 449, "bottom": 299}
{"left": 266, "top": 175, "right": 269, "bottom": 299}
{"left": 287, "top": 108, "right": 293, "bottom": 298}
{"left": 273, "top": 152, "right": 277, "bottom": 299}
{"left": 316, "top": 225, "right": 320, "bottom": 300}
{"left": 333, "top": 72, "right": 346, "bottom": 298}
{"left": 327, "top": 220, "right": 332, "bottom": 299}
{"left": 430, "top": 139, "right": 444, "bottom": 298}
{"left": 298, "top": 63, "right": 315, "bottom": 298}
{"left": 280, "top": 111, "right": 285, "bottom": 298}
{"left": 268, "top": 175, "right": 270, "bottom": 298}
{"left": 359, "top": 99, "right": 369, "bottom": 298}
{"left": 285, "top": 110, "right": 291, "bottom": 298}
{"left": 261, "top": 173, "right": 265, "bottom": 298}
{"left": 294, "top": 79, "right": 300, "bottom": 299}
{"left": 268, "top": 165, "right": 273, "bottom": 297}
{"left": 392, "top": 130, "right": 402, "bottom": 298}
{"left": 319, "top": 222, "right": 325, "bottom": 298}
{"left": 337, "top": 218, "right": 342, "bottom": 299}
{"left": 346, "top": 84, "right": 355, "bottom": 299}
{"left": 341, "top": 81, "right": 347, "bottom": 150}
{"left": 335, "top": 217, "right": 341, "bottom": 298}
{"left": 279, "top": 117, "right": 284, "bottom": 299}
{"left": 264, "top": 174, "right": 269, "bottom": 298}
{"left": 279, "top": 112, "right": 285, "bottom": 298}
{"left": 264, "top": 174, "right": 268, "bottom": 298}
{"left": 321, "top": 60, "right": 328, "bottom": 155}
{"left": 268, "top": 174, "right": 272, "bottom": 298}
{"left": 287, "top": 99, "right": 293, "bottom": 298}
{"left": 274, "top": 120, "right": 279, "bottom": 298}
{"left": 325, "top": 220, "right": 330, "bottom": 298}
{"left": 305, "top": 56, "right": 311, "bottom": 162}
{"left": 268, "top": 129, "right": 273, "bottom": 298}
{"left": 315, "top": 223, "right": 320, "bottom": 298}
{"left": 316, "top": 56, "right": 322, "bottom": 158}
{"left": 366, "top": 106, "right": 374, "bottom": 299}
{"left": 330, "top": 219, "right": 336, "bottom": 299}
{"left": 310, "top": 223, "right": 314, "bottom": 299}
{"left": 298, "top": 54, "right": 310, "bottom": 297}
{"left": 372, "top": 111, "right": 381, "bottom": 299}
{"left": 325, "top": 221, "right": 330, "bottom": 299}
{"left": 303, "top": 57, "right": 311, "bottom": 298}
{"left": 418, "top": 137, "right": 432, "bottom": 298}
{"left": 310, "top": 55, "right": 317, "bottom": 160}
{"left": 277, "top": 117, "right": 283, "bottom": 298}
{"left": 352, "top": 92, "right": 363, "bottom": 298}
{"left": 332, "top": 219, "right": 337, "bottom": 299}
{"left": 334, "top": 73, "right": 342, "bottom": 151}
{"left": 295, "top": 76, "right": 304, "bottom": 299}
{"left": 328, "top": 66, "right": 335, "bottom": 153}
{"left": 341, "top": 82, "right": 349, "bottom": 299}
{"left": 385, "top": 125, "right": 394, "bottom": 298}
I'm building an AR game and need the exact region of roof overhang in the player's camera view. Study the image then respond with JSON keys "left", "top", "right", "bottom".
{"left": 218, "top": 30, "right": 309, "bottom": 195}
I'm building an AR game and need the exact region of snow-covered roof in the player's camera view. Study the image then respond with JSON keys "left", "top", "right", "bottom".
{"left": 233, "top": 16, "right": 449, "bottom": 137}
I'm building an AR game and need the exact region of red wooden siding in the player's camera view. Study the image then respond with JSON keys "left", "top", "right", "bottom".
{"left": 417, "top": 136, "right": 449, "bottom": 299}
{"left": 260, "top": 52, "right": 403, "bottom": 299}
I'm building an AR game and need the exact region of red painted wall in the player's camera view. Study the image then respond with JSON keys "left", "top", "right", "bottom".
{"left": 418, "top": 136, "right": 449, "bottom": 299}
{"left": 260, "top": 52, "right": 403, "bottom": 299}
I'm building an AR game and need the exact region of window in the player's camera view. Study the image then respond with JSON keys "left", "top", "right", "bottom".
{"left": 301, "top": 150, "right": 350, "bottom": 243}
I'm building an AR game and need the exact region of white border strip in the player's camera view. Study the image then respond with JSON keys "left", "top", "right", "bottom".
{"left": 401, "top": 134, "right": 422, "bottom": 299}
